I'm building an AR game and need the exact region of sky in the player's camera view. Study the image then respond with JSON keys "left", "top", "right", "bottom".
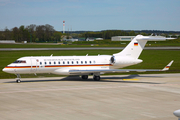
{"left": 0, "top": 0, "right": 180, "bottom": 31}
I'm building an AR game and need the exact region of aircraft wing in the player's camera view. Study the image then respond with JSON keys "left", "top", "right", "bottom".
{"left": 69, "top": 60, "right": 174, "bottom": 74}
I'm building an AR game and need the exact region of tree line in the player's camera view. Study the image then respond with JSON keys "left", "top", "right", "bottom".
{"left": 81, "top": 30, "right": 138, "bottom": 39}
{"left": 1, "top": 26, "right": 139, "bottom": 42}
{"left": 0, "top": 24, "right": 179, "bottom": 42}
{"left": 0, "top": 24, "right": 62, "bottom": 42}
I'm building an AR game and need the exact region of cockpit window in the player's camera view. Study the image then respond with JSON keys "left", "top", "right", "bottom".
{"left": 13, "top": 60, "right": 26, "bottom": 63}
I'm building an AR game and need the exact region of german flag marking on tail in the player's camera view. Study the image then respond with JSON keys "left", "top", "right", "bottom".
{"left": 134, "top": 43, "right": 138, "bottom": 46}
{"left": 166, "top": 66, "right": 170, "bottom": 68}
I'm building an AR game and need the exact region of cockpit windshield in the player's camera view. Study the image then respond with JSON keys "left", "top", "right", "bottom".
{"left": 13, "top": 60, "right": 26, "bottom": 63}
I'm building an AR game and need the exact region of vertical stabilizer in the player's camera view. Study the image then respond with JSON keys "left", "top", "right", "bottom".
{"left": 113, "top": 35, "right": 147, "bottom": 59}
{"left": 113, "top": 35, "right": 172, "bottom": 59}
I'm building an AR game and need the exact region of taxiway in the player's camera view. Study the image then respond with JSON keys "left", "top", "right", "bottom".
{"left": 0, "top": 73, "right": 180, "bottom": 120}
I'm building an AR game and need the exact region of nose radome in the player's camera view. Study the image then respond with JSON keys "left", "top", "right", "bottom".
{"left": 2, "top": 67, "right": 7, "bottom": 72}
{"left": 2, "top": 67, "right": 12, "bottom": 73}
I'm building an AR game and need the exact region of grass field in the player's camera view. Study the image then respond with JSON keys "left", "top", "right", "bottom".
{"left": 0, "top": 50, "right": 180, "bottom": 79}
{"left": 0, "top": 39, "right": 180, "bottom": 48}
{"left": 0, "top": 43, "right": 96, "bottom": 48}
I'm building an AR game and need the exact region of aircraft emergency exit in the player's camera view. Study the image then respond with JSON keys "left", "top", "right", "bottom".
{"left": 2, "top": 35, "right": 174, "bottom": 83}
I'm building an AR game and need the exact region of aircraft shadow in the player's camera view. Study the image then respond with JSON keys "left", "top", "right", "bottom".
{"left": 60, "top": 74, "right": 161, "bottom": 84}
{"left": 5, "top": 74, "right": 162, "bottom": 84}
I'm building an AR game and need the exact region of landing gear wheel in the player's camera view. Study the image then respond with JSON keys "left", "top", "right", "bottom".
{"left": 93, "top": 75, "right": 100, "bottom": 81}
{"left": 81, "top": 75, "right": 88, "bottom": 80}
{"left": 16, "top": 79, "right": 21, "bottom": 83}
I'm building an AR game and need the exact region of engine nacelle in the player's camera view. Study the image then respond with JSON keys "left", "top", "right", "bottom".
{"left": 110, "top": 56, "right": 142, "bottom": 69}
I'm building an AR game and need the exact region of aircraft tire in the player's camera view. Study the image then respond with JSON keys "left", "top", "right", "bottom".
{"left": 93, "top": 75, "right": 100, "bottom": 81}
{"left": 82, "top": 75, "right": 88, "bottom": 80}
{"left": 16, "top": 79, "right": 21, "bottom": 83}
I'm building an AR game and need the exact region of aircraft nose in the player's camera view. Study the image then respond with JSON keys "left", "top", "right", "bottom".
{"left": 2, "top": 67, "right": 13, "bottom": 73}
{"left": 2, "top": 67, "right": 8, "bottom": 72}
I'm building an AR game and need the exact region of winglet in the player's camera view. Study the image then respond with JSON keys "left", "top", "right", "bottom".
{"left": 162, "top": 60, "right": 174, "bottom": 71}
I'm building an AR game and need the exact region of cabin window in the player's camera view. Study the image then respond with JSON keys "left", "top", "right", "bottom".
{"left": 72, "top": 61, "right": 74, "bottom": 64}
{"left": 81, "top": 61, "right": 83, "bottom": 64}
{"left": 45, "top": 62, "right": 47, "bottom": 65}
{"left": 77, "top": 61, "right": 78, "bottom": 64}
{"left": 93, "top": 61, "right": 96, "bottom": 63}
{"left": 89, "top": 61, "right": 91, "bottom": 64}
{"left": 63, "top": 61, "right": 65, "bottom": 64}
{"left": 67, "top": 61, "right": 69, "bottom": 64}
{"left": 85, "top": 61, "right": 87, "bottom": 64}
{"left": 58, "top": 62, "right": 60, "bottom": 64}
{"left": 54, "top": 62, "right": 56, "bottom": 64}
{"left": 40, "top": 62, "right": 42, "bottom": 65}
{"left": 49, "top": 62, "right": 51, "bottom": 65}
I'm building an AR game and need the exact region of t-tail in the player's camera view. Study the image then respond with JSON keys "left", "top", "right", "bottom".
{"left": 113, "top": 35, "right": 175, "bottom": 59}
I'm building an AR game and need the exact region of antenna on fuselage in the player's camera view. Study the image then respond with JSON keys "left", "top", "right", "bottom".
{"left": 50, "top": 54, "right": 53, "bottom": 57}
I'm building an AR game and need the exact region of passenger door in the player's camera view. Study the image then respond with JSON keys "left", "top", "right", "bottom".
{"left": 31, "top": 58, "right": 37, "bottom": 72}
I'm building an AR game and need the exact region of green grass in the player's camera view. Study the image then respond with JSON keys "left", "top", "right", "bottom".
{"left": 0, "top": 43, "right": 80, "bottom": 48}
{"left": 1, "top": 38, "right": 180, "bottom": 48}
{"left": 0, "top": 43, "right": 126, "bottom": 48}
{"left": 0, "top": 50, "right": 180, "bottom": 79}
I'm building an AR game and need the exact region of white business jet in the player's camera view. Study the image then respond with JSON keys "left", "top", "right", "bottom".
{"left": 3, "top": 35, "right": 174, "bottom": 83}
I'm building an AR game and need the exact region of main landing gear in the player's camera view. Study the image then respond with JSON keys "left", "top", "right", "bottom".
{"left": 81, "top": 75, "right": 101, "bottom": 81}
{"left": 93, "top": 75, "right": 100, "bottom": 81}
{"left": 81, "top": 75, "right": 88, "bottom": 80}
{"left": 16, "top": 74, "right": 21, "bottom": 83}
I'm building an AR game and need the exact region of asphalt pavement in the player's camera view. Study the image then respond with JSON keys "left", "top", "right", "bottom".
{"left": 0, "top": 73, "right": 180, "bottom": 120}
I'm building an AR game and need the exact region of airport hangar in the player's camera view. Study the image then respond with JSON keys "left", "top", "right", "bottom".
{"left": 111, "top": 36, "right": 135, "bottom": 41}
{"left": 111, "top": 36, "right": 167, "bottom": 41}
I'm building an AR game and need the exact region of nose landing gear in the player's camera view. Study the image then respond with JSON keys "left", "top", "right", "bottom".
{"left": 16, "top": 79, "right": 21, "bottom": 83}
{"left": 16, "top": 74, "right": 21, "bottom": 83}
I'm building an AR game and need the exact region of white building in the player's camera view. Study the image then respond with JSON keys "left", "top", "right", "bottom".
{"left": 86, "top": 38, "right": 94, "bottom": 41}
{"left": 64, "top": 38, "right": 78, "bottom": 42}
{"left": 95, "top": 38, "right": 103, "bottom": 40}
{"left": 111, "top": 36, "right": 135, "bottom": 41}
{"left": 0, "top": 40, "right": 16, "bottom": 43}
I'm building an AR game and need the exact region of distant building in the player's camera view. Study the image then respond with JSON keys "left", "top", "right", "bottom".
{"left": 95, "top": 38, "right": 103, "bottom": 40}
{"left": 78, "top": 38, "right": 86, "bottom": 41}
{"left": 111, "top": 36, "right": 135, "bottom": 41}
{"left": 64, "top": 38, "right": 78, "bottom": 42}
{"left": 111, "top": 36, "right": 167, "bottom": 41}
{"left": 0, "top": 40, "right": 16, "bottom": 43}
{"left": 86, "top": 38, "right": 104, "bottom": 41}
{"left": 86, "top": 38, "right": 94, "bottom": 41}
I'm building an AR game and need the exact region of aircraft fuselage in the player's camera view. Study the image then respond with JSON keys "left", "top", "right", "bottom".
{"left": 3, "top": 55, "right": 142, "bottom": 75}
